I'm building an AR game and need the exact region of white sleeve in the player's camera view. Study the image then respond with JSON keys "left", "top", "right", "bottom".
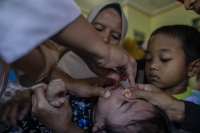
{"left": 0, "top": 0, "right": 81, "bottom": 63}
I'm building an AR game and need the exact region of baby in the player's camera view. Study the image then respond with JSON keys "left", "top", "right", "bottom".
{"left": 4, "top": 79, "right": 171, "bottom": 133}
{"left": 45, "top": 79, "right": 171, "bottom": 133}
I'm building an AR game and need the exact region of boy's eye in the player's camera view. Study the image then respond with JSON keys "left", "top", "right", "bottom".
{"left": 121, "top": 100, "right": 128, "bottom": 106}
{"left": 160, "top": 59, "right": 170, "bottom": 62}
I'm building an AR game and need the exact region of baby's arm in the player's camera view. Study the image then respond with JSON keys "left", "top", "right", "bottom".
{"left": 45, "top": 79, "right": 67, "bottom": 107}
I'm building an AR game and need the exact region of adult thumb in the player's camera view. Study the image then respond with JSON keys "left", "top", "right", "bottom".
{"left": 92, "top": 86, "right": 111, "bottom": 98}
{"left": 126, "top": 89, "right": 153, "bottom": 101}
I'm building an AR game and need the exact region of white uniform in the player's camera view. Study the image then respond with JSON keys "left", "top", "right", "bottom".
{"left": 0, "top": 0, "right": 81, "bottom": 63}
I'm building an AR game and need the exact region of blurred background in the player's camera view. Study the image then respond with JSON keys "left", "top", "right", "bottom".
{"left": 74, "top": 0, "right": 199, "bottom": 43}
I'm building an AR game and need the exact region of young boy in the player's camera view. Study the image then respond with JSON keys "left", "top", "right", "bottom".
{"left": 145, "top": 24, "right": 200, "bottom": 133}
{"left": 3, "top": 81, "right": 171, "bottom": 133}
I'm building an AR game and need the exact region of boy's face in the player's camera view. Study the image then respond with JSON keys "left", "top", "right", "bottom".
{"left": 93, "top": 84, "right": 155, "bottom": 132}
{"left": 145, "top": 34, "right": 188, "bottom": 93}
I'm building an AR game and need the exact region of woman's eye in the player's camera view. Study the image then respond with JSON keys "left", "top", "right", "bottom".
{"left": 112, "top": 35, "right": 120, "bottom": 40}
{"left": 160, "top": 59, "right": 170, "bottom": 62}
{"left": 95, "top": 28, "right": 103, "bottom": 32}
{"left": 121, "top": 101, "right": 128, "bottom": 106}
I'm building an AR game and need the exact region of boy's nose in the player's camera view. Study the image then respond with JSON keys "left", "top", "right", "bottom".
{"left": 149, "top": 62, "right": 158, "bottom": 70}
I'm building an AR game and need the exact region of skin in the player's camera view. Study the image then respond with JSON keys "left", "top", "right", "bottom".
{"left": 126, "top": 84, "right": 185, "bottom": 122}
{"left": 183, "top": 0, "right": 200, "bottom": 14}
{"left": 124, "top": 0, "right": 200, "bottom": 126}
{"left": 52, "top": 14, "right": 136, "bottom": 84}
{"left": 92, "top": 8, "right": 122, "bottom": 45}
{"left": 93, "top": 84, "right": 155, "bottom": 132}
{"left": 0, "top": 6, "right": 126, "bottom": 131}
{"left": 145, "top": 34, "right": 189, "bottom": 95}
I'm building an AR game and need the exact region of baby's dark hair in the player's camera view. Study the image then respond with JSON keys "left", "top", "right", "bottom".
{"left": 150, "top": 25, "right": 200, "bottom": 65}
{"left": 101, "top": 3, "right": 122, "bottom": 17}
{"left": 97, "top": 106, "right": 171, "bottom": 133}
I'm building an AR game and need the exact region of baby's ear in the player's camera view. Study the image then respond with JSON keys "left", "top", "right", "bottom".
{"left": 188, "top": 59, "right": 200, "bottom": 77}
{"left": 92, "top": 123, "right": 105, "bottom": 133}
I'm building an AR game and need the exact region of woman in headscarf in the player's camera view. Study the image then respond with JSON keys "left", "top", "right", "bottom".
{"left": 58, "top": 2, "right": 129, "bottom": 88}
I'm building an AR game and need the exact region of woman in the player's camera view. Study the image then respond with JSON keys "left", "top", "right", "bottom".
{"left": 58, "top": 2, "right": 129, "bottom": 88}
{"left": 0, "top": 2, "right": 129, "bottom": 132}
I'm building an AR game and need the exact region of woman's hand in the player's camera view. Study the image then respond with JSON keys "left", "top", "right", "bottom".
{"left": 125, "top": 83, "right": 185, "bottom": 122}
{"left": 66, "top": 77, "right": 115, "bottom": 98}
{"left": 32, "top": 84, "right": 84, "bottom": 133}
{"left": 0, "top": 89, "right": 33, "bottom": 129}
{"left": 44, "top": 65, "right": 115, "bottom": 99}
{"left": 83, "top": 44, "right": 137, "bottom": 89}
{"left": 45, "top": 77, "right": 115, "bottom": 109}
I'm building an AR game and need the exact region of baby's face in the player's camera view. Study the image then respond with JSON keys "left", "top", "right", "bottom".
{"left": 93, "top": 84, "right": 155, "bottom": 131}
{"left": 145, "top": 34, "right": 188, "bottom": 93}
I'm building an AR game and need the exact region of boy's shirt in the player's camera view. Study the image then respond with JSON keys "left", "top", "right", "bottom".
{"left": 173, "top": 87, "right": 200, "bottom": 104}
{"left": 172, "top": 87, "right": 200, "bottom": 133}
{"left": 4, "top": 93, "right": 94, "bottom": 133}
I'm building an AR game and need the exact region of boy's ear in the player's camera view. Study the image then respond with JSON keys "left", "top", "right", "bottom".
{"left": 188, "top": 59, "right": 200, "bottom": 77}
{"left": 92, "top": 123, "right": 105, "bottom": 133}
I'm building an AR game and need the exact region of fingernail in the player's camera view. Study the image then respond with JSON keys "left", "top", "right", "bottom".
{"left": 104, "top": 91, "right": 110, "bottom": 98}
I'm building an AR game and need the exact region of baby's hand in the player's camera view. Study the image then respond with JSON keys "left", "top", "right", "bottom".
{"left": 45, "top": 79, "right": 67, "bottom": 107}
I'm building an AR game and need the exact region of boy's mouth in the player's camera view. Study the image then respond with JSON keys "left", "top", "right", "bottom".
{"left": 149, "top": 73, "right": 159, "bottom": 81}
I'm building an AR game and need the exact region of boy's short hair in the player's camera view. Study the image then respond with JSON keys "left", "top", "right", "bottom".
{"left": 150, "top": 25, "right": 200, "bottom": 65}
{"left": 97, "top": 105, "right": 171, "bottom": 133}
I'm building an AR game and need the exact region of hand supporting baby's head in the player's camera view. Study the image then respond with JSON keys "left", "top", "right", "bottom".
{"left": 45, "top": 79, "right": 67, "bottom": 107}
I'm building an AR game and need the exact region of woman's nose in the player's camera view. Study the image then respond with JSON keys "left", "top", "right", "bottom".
{"left": 184, "top": 0, "right": 195, "bottom": 10}
{"left": 102, "top": 33, "right": 110, "bottom": 44}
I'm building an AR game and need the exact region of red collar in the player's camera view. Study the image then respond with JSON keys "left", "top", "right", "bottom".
{"left": 178, "top": 0, "right": 184, "bottom": 3}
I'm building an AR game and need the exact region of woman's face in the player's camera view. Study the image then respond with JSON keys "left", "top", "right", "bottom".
{"left": 184, "top": 0, "right": 200, "bottom": 14}
{"left": 91, "top": 8, "right": 122, "bottom": 45}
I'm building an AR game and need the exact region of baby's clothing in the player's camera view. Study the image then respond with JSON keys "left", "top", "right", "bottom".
{"left": 4, "top": 94, "right": 94, "bottom": 133}
{"left": 172, "top": 87, "right": 200, "bottom": 133}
